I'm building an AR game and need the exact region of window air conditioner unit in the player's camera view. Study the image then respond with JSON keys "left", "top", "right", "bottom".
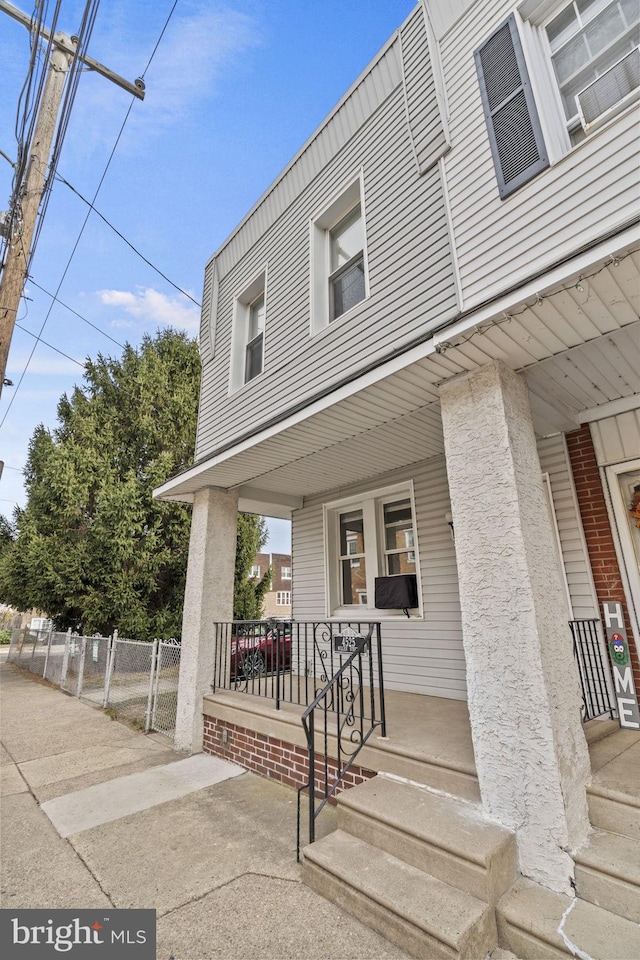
{"left": 576, "top": 47, "right": 640, "bottom": 129}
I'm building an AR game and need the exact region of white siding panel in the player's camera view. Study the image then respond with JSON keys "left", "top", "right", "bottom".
{"left": 400, "top": 6, "right": 448, "bottom": 172}
{"left": 591, "top": 408, "right": 640, "bottom": 466}
{"left": 537, "top": 434, "right": 598, "bottom": 620}
{"left": 292, "top": 458, "right": 467, "bottom": 699}
{"left": 196, "top": 84, "right": 457, "bottom": 460}
{"left": 440, "top": 0, "right": 640, "bottom": 308}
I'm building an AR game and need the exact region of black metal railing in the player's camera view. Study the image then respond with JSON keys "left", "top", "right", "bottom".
{"left": 212, "top": 619, "right": 384, "bottom": 711}
{"left": 570, "top": 619, "right": 615, "bottom": 722}
{"left": 296, "top": 623, "right": 386, "bottom": 860}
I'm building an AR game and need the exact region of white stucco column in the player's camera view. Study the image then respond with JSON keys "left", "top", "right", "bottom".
{"left": 175, "top": 486, "right": 238, "bottom": 753}
{"left": 439, "top": 360, "right": 590, "bottom": 895}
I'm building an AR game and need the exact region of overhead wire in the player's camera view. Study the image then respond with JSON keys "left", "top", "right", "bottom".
{"left": 1, "top": 0, "right": 184, "bottom": 429}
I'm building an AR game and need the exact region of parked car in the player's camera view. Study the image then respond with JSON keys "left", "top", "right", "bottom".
{"left": 230, "top": 622, "right": 292, "bottom": 679}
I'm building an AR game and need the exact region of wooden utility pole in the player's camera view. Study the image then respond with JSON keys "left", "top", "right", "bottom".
{"left": 0, "top": 42, "right": 71, "bottom": 390}
{"left": 0, "top": 1, "right": 145, "bottom": 396}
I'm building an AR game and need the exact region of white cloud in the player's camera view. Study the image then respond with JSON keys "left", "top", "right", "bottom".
{"left": 98, "top": 287, "right": 200, "bottom": 333}
{"left": 71, "top": 2, "right": 259, "bottom": 154}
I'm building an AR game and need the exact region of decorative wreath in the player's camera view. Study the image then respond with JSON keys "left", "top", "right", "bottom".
{"left": 630, "top": 485, "right": 640, "bottom": 529}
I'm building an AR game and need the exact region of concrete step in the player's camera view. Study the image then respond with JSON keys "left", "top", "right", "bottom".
{"left": 303, "top": 829, "right": 497, "bottom": 960}
{"left": 497, "top": 878, "right": 640, "bottom": 960}
{"left": 336, "top": 774, "right": 517, "bottom": 904}
{"left": 574, "top": 828, "right": 640, "bottom": 923}
{"left": 587, "top": 783, "right": 640, "bottom": 841}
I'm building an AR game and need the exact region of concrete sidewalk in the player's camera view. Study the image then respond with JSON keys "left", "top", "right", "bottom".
{"left": 0, "top": 661, "right": 408, "bottom": 960}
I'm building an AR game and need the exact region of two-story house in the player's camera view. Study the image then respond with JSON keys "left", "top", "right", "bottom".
{"left": 156, "top": 1, "right": 640, "bottom": 955}
{"left": 250, "top": 552, "right": 292, "bottom": 617}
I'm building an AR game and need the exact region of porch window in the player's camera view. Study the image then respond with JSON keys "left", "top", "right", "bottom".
{"left": 325, "top": 483, "right": 421, "bottom": 617}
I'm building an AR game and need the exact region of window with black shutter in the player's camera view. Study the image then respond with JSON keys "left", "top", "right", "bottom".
{"left": 475, "top": 15, "right": 549, "bottom": 198}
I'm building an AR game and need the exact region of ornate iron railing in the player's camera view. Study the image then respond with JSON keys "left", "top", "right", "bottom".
{"left": 212, "top": 619, "right": 384, "bottom": 710}
{"left": 570, "top": 619, "right": 616, "bottom": 722}
{"left": 296, "top": 623, "right": 386, "bottom": 860}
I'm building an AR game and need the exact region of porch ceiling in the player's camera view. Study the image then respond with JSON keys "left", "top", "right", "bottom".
{"left": 156, "top": 245, "right": 640, "bottom": 513}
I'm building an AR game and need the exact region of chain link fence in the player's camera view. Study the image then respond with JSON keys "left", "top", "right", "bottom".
{"left": 151, "top": 640, "right": 181, "bottom": 737}
{"left": 7, "top": 628, "right": 180, "bottom": 738}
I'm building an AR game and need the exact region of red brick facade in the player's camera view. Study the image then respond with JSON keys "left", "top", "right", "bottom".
{"left": 203, "top": 715, "right": 375, "bottom": 796}
{"left": 566, "top": 425, "right": 640, "bottom": 690}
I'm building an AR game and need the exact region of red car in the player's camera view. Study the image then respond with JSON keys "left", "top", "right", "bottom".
{"left": 230, "top": 624, "right": 292, "bottom": 679}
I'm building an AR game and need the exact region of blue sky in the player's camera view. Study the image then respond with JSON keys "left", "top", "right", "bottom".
{"left": 0, "top": 0, "right": 416, "bottom": 553}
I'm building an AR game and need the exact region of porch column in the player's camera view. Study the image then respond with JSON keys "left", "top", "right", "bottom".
{"left": 175, "top": 486, "right": 238, "bottom": 753}
{"left": 439, "top": 360, "right": 590, "bottom": 895}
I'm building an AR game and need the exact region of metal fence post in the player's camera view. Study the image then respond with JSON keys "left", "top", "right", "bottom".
{"left": 76, "top": 637, "right": 87, "bottom": 698}
{"left": 42, "top": 628, "right": 53, "bottom": 679}
{"left": 145, "top": 639, "right": 158, "bottom": 733}
{"left": 60, "top": 629, "right": 71, "bottom": 689}
{"left": 151, "top": 640, "right": 162, "bottom": 732}
{"left": 103, "top": 632, "right": 117, "bottom": 708}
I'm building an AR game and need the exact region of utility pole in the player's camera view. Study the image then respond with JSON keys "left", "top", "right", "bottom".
{"left": 0, "top": 1, "right": 145, "bottom": 396}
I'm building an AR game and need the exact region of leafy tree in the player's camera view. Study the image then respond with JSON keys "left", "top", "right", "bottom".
{"left": 0, "top": 329, "right": 269, "bottom": 638}
{"left": 233, "top": 513, "right": 272, "bottom": 621}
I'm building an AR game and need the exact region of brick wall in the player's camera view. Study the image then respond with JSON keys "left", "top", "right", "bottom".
{"left": 203, "top": 715, "right": 375, "bottom": 796}
{"left": 566, "top": 425, "right": 640, "bottom": 690}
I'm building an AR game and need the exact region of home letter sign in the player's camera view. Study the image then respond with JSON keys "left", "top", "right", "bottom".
{"left": 603, "top": 602, "right": 640, "bottom": 730}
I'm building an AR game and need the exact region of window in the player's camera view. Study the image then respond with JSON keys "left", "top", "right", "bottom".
{"left": 311, "top": 174, "right": 369, "bottom": 333}
{"left": 545, "top": 0, "right": 639, "bottom": 141}
{"left": 249, "top": 565, "right": 261, "bottom": 579}
{"left": 276, "top": 591, "right": 291, "bottom": 606}
{"left": 324, "top": 483, "right": 421, "bottom": 617}
{"left": 281, "top": 565, "right": 292, "bottom": 579}
{"left": 245, "top": 292, "right": 265, "bottom": 383}
{"left": 230, "top": 270, "right": 267, "bottom": 391}
{"left": 329, "top": 205, "right": 365, "bottom": 321}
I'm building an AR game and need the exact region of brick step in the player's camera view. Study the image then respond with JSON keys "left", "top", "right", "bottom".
{"left": 303, "top": 829, "right": 497, "bottom": 960}
{"left": 497, "top": 878, "right": 640, "bottom": 960}
{"left": 574, "top": 828, "right": 640, "bottom": 923}
{"left": 336, "top": 774, "right": 516, "bottom": 904}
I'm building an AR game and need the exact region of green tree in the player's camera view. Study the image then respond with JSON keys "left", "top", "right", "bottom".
{"left": 0, "top": 329, "right": 270, "bottom": 638}
{"left": 233, "top": 513, "right": 272, "bottom": 620}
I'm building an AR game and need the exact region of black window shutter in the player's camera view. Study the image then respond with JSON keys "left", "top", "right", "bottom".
{"left": 475, "top": 15, "right": 548, "bottom": 199}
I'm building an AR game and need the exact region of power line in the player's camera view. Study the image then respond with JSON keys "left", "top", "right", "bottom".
{"left": 15, "top": 321, "right": 84, "bottom": 368}
{"left": 1, "top": 1, "right": 185, "bottom": 429}
{"left": 55, "top": 175, "right": 201, "bottom": 306}
{"left": 27, "top": 278, "right": 125, "bottom": 348}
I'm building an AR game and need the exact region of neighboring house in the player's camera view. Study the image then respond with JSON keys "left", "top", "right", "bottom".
{"left": 251, "top": 552, "right": 292, "bottom": 618}
{"left": 157, "top": 1, "right": 640, "bottom": 954}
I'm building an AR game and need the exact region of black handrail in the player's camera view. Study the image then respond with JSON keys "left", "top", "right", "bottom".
{"left": 296, "top": 623, "right": 385, "bottom": 860}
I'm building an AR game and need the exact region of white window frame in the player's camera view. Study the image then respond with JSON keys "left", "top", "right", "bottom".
{"left": 310, "top": 170, "right": 369, "bottom": 336}
{"left": 323, "top": 481, "right": 422, "bottom": 619}
{"left": 518, "top": 0, "right": 639, "bottom": 158}
{"left": 229, "top": 268, "right": 267, "bottom": 393}
{"left": 249, "top": 565, "right": 261, "bottom": 579}
{"left": 276, "top": 590, "right": 291, "bottom": 606}
{"left": 281, "top": 566, "right": 292, "bottom": 580}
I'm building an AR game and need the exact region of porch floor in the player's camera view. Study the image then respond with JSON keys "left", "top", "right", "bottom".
{"left": 205, "top": 687, "right": 640, "bottom": 805}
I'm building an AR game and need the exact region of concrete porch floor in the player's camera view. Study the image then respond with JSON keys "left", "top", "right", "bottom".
{"left": 206, "top": 686, "right": 640, "bottom": 805}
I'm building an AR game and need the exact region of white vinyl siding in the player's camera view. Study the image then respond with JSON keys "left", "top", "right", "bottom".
{"left": 590, "top": 407, "right": 640, "bottom": 464}
{"left": 195, "top": 21, "right": 456, "bottom": 461}
{"left": 537, "top": 433, "right": 599, "bottom": 619}
{"left": 292, "top": 457, "right": 467, "bottom": 700}
{"left": 440, "top": 0, "right": 639, "bottom": 309}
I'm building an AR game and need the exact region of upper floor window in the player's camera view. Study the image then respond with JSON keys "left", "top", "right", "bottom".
{"left": 245, "top": 292, "right": 265, "bottom": 383}
{"left": 310, "top": 173, "right": 369, "bottom": 333}
{"left": 230, "top": 269, "right": 266, "bottom": 392}
{"left": 329, "top": 204, "right": 365, "bottom": 321}
{"left": 281, "top": 565, "right": 292, "bottom": 579}
{"left": 546, "top": 0, "right": 639, "bottom": 142}
{"left": 249, "top": 565, "right": 261, "bottom": 579}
